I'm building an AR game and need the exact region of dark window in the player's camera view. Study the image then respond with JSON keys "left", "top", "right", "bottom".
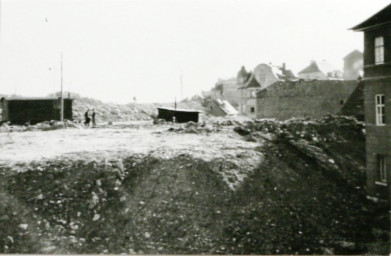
{"left": 340, "top": 100, "right": 344, "bottom": 105}
{"left": 377, "top": 155, "right": 387, "bottom": 183}
{"left": 250, "top": 107, "right": 255, "bottom": 113}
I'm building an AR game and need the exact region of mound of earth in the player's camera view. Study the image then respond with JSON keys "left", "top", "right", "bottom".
{"left": 0, "top": 116, "right": 389, "bottom": 254}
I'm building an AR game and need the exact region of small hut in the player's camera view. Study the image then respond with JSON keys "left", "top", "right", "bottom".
{"left": 0, "top": 97, "right": 73, "bottom": 124}
{"left": 157, "top": 107, "right": 200, "bottom": 123}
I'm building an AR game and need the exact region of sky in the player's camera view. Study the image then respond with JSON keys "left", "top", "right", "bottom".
{"left": 0, "top": 0, "right": 389, "bottom": 104}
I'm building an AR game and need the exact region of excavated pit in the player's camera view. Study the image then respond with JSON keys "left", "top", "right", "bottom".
{"left": 0, "top": 117, "right": 389, "bottom": 254}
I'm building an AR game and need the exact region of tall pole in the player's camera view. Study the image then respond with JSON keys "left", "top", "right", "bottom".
{"left": 60, "top": 52, "right": 64, "bottom": 121}
{"left": 180, "top": 74, "right": 183, "bottom": 100}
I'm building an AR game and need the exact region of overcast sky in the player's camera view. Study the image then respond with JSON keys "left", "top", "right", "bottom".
{"left": 0, "top": 0, "right": 389, "bottom": 103}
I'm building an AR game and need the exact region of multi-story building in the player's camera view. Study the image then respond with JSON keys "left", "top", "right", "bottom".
{"left": 352, "top": 3, "right": 391, "bottom": 200}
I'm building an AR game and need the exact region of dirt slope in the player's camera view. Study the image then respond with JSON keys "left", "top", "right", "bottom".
{"left": 0, "top": 116, "right": 389, "bottom": 254}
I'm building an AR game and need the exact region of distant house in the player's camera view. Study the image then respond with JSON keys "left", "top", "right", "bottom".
{"left": 201, "top": 66, "right": 253, "bottom": 109}
{"left": 298, "top": 60, "right": 343, "bottom": 80}
{"left": 0, "top": 97, "right": 73, "bottom": 124}
{"left": 239, "top": 63, "right": 296, "bottom": 118}
{"left": 352, "top": 3, "right": 391, "bottom": 200}
{"left": 343, "top": 50, "right": 363, "bottom": 80}
{"left": 211, "top": 77, "right": 241, "bottom": 108}
{"left": 204, "top": 98, "right": 238, "bottom": 117}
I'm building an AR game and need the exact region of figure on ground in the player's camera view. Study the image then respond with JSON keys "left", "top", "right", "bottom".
{"left": 91, "top": 109, "right": 96, "bottom": 128}
{"left": 84, "top": 109, "right": 90, "bottom": 126}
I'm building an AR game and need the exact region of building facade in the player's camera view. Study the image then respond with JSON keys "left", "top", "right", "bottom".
{"left": 239, "top": 63, "right": 296, "bottom": 117}
{"left": 352, "top": 4, "right": 391, "bottom": 200}
{"left": 255, "top": 80, "right": 359, "bottom": 120}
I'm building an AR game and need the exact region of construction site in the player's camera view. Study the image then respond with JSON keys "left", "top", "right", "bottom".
{"left": 0, "top": 101, "right": 389, "bottom": 254}
{"left": 1, "top": 1, "right": 391, "bottom": 255}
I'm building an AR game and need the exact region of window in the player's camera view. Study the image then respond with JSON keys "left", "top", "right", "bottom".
{"left": 375, "top": 94, "right": 385, "bottom": 125}
{"left": 250, "top": 107, "right": 255, "bottom": 113}
{"left": 375, "top": 37, "right": 384, "bottom": 64}
{"left": 377, "top": 155, "right": 387, "bottom": 183}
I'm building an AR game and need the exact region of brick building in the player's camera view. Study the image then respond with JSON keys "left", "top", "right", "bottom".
{"left": 352, "top": 3, "right": 391, "bottom": 200}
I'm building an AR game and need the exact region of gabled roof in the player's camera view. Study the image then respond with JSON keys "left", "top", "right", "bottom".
{"left": 343, "top": 50, "right": 363, "bottom": 60}
{"left": 240, "top": 73, "right": 261, "bottom": 89}
{"left": 351, "top": 3, "right": 391, "bottom": 31}
{"left": 298, "top": 60, "right": 339, "bottom": 75}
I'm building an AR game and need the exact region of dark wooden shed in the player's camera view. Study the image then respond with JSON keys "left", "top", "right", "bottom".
{"left": 0, "top": 97, "right": 73, "bottom": 124}
{"left": 157, "top": 107, "right": 200, "bottom": 123}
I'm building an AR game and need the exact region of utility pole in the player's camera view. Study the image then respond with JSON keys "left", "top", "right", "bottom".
{"left": 60, "top": 52, "right": 64, "bottom": 122}
{"left": 180, "top": 73, "right": 183, "bottom": 100}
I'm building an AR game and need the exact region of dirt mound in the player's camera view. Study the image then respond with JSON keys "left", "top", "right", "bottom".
{"left": 0, "top": 115, "right": 389, "bottom": 254}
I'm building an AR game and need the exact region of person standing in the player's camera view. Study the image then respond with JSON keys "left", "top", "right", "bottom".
{"left": 91, "top": 109, "right": 96, "bottom": 128}
{"left": 84, "top": 109, "right": 90, "bottom": 126}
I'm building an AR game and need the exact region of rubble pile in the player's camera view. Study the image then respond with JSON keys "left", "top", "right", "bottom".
{"left": 0, "top": 120, "right": 83, "bottom": 133}
{"left": 165, "top": 121, "right": 219, "bottom": 134}
{"left": 234, "top": 115, "right": 366, "bottom": 187}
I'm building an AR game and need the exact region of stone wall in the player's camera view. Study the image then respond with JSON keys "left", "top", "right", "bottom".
{"left": 256, "top": 80, "right": 359, "bottom": 120}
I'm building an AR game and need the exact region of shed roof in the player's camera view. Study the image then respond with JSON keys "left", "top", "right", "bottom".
{"left": 1, "top": 97, "right": 72, "bottom": 101}
{"left": 157, "top": 107, "right": 201, "bottom": 113}
{"left": 351, "top": 3, "right": 391, "bottom": 31}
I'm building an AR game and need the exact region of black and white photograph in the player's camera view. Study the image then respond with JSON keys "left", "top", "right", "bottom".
{"left": 0, "top": 0, "right": 390, "bottom": 254}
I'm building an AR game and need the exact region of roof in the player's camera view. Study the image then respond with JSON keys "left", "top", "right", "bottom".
{"left": 240, "top": 73, "right": 261, "bottom": 89}
{"left": 343, "top": 50, "right": 363, "bottom": 60}
{"left": 351, "top": 3, "right": 391, "bottom": 31}
{"left": 215, "top": 99, "right": 238, "bottom": 115}
{"left": 1, "top": 96, "right": 72, "bottom": 101}
{"left": 298, "top": 60, "right": 340, "bottom": 75}
{"left": 157, "top": 107, "right": 201, "bottom": 113}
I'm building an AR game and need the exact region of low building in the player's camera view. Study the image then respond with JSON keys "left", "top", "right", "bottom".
{"left": 256, "top": 80, "right": 360, "bottom": 120}
{"left": 0, "top": 97, "right": 73, "bottom": 124}
{"left": 343, "top": 50, "right": 364, "bottom": 80}
{"left": 298, "top": 60, "right": 343, "bottom": 80}
{"left": 239, "top": 63, "right": 296, "bottom": 118}
{"left": 204, "top": 98, "right": 238, "bottom": 117}
{"left": 352, "top": 3, "right": 391, "bottom": 200}
{"left": 157, "top": 107, "right": 200, "bottom": 123}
